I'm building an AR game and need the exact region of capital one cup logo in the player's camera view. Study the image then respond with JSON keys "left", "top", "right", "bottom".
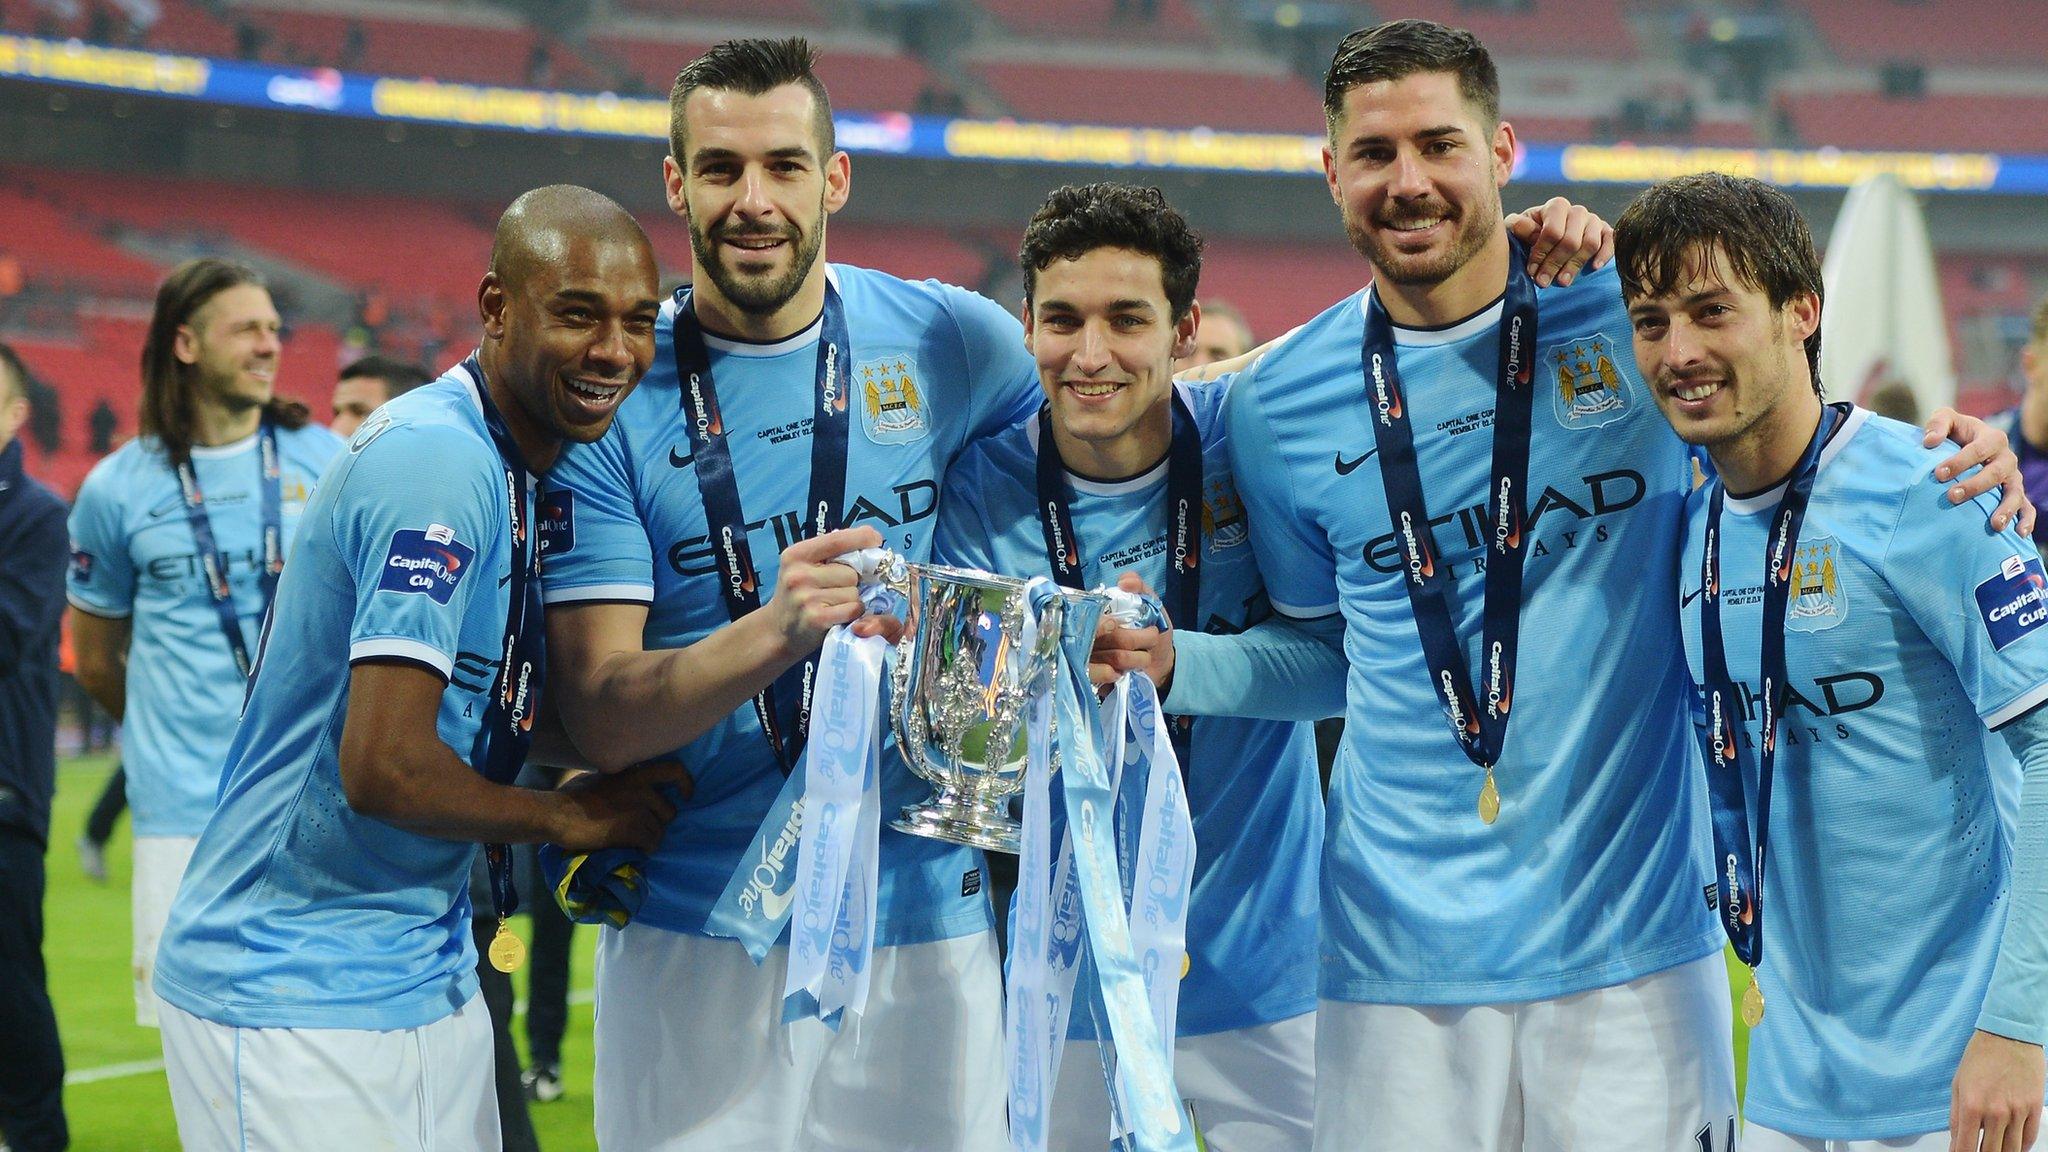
{"left": 1486, "top": 639, "right": 1511, "bottom": 718}
{"left": 1494, "top": 476, "right": 1519, "bottom": 554}
{"left": 721, "top": 526, "right": 756, "bottom": 595}
{"left": 1400, "top": 510, "right": 1433, "bottom": 586}
{"left": 1770, "top": 512, "right": 1795, "bottom": 588}
{"left": 688, "top": 372, "right": 721, "bottom": 440}
{"left": 1372, "top": 353, "right": 1401, "bottom": 426}
{"left": 1710, "top": 690, "right": 1738, "bottom": 765}
{"left": 1046, "top": 501, "right": 1077, "bottom": 570}
{"left": 1441, "top": 669, "right": 1478, "bottom": 738}
{"left": 1704, "top": 525, "right": 1719, "bottom": 601}
{"left": 1505, "top": 313, "right": 1527, "bottom": 388}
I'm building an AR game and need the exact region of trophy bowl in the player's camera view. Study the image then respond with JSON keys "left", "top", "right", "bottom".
{"left": 888, "top": 564, "right": 1070, "bottom": 853}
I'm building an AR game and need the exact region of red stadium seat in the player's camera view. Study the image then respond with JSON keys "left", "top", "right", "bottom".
{"left": 974, "top": 60, "right": 1323, "bottom": 133}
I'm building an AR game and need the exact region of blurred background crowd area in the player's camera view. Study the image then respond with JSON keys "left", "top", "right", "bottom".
{"left": 1, "top": 0, "right": 2044, "bottom": 498}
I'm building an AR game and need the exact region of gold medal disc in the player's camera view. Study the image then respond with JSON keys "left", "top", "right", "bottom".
{"left": 1180, "top": 952, "right": 1191, "bottom": 980}
{"left": 1477, "top": 770, "right": 1501, "bottom": 825}
{"left": 488, "top": 924, "right": 527, "bottom": 974}
{"left": 1740, "top": 975, "right": 1765, "bottom": 1028}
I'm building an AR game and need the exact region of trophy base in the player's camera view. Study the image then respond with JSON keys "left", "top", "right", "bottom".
{"left": 891, "top": 790, "right": 1020, "bottom": 853}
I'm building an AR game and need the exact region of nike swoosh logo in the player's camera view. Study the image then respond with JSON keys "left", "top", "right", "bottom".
{"left": 1681, "top": 587, "right": 1705, "bottom": 608}
{"left": 669, "top": 444, "right": 695, "bottom": 469}
{"left": 1334, "top": 448, "right": 1378, "bottom": 476}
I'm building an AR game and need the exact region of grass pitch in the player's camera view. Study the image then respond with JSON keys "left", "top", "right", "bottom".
{"left": 45, "top": 752, "right": 600, "bottom": 1151}
{"left": 39, "top": 750, "right": 1750, "bottom": 1149}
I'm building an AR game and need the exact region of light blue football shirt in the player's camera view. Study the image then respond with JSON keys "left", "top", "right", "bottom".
{"left": 66, "top": 421, "right": 343, "bottom": 837}
{"left": 541, "top": 265, "right": 1040, "bottom": 946}
{"left": 154, "top": 367, "right": 524, "bottom": 1030}
{"left": 933, "top": 381, "right": 1323, "bottom": 1038}
{"left": 1225, "top": 262, "right": 1722, "bottom": 1004}
{"left": 1678, "top": 406, "right": 2048, "bottom": 1140}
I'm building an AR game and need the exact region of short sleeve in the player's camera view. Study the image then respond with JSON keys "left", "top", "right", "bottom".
{"left": 1224, "top": 368, "right": 1338, "bottom": 619}
{"left": 932, "top": 452, "right": 1001, "bottom": 573}
{"left": 1884, "top": 481, "right": 2048, "bottom": 729}
{"left": 66, "top": 460, "right": 136, "bottom": 619}
{"left": 336, "top": 426, "right": 503, "bottom": 679}
{"left": 940, "top": 283, "right": 1041, "bottom": 440}
{"left": 539, "top": 429, "right": 654, "bottom": 606}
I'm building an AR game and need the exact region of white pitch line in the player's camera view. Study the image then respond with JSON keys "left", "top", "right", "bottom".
{"left": 66, "top": 989, "right": 598, "bottom": 1086}
{"left": 66, "top": 1058, "right": 165, "bottom": 1085}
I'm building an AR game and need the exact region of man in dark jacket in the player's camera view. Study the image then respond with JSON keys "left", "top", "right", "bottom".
{"left": 0, "top": 340, "right": 71, "bottom": 1152}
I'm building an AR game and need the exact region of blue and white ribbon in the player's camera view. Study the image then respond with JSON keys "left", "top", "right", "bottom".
{"left": 1006, "top": 584, "right": 1060, "bottom": 1151}
{"left": 1045, "top": 587, "right": 1196, "bottom": 1152}
{"left": 781, "top": 625, "right": 888, "bottom": 1027}
{"left": 1121, "top": 671, "right": 1194, "bottom": 1072}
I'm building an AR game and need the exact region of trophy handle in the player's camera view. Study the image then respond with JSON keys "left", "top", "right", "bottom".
{"left": 887, "top": 625, "right": 927, "bottom": 780}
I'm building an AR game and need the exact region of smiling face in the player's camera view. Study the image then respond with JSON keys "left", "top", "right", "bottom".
{"left": 176, "top": 282, "right": 282, "bottom": 415}
{"left": 482, "top": 230, "right": 662, "bottom": 463}
{"left": 665, "top": 82, "right": 848, "bottom": 331}
{"left": 1027, "top": 246, "right": 1196, "bottom": 470}
{"left": 1323, "top": 70, "right": 1513, "bottom": 294}
{"left": 1628, "top": 241, "right": 1820, "bottom": 456}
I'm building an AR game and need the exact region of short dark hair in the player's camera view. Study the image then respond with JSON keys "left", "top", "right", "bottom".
{"left": 339, "top": 355, "right": 433, "bottom": 400}
{"left": 669, "top": 38, "right": 834, "bottom": 163}
{"left": 1614, "top": 172, "right": 1824, "bottom": 387}
{"left": 1018, "top": 183, "right": 1204, "bottom": 322}
{"left": 139, "top": 258, "right": 307, "bottom": 463}
{"left": 1325, "top": 19, "right": 1499, "bottom": 141}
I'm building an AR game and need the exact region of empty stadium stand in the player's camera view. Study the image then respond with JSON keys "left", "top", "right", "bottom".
{"left": 973, "top": 59, "right": 1323, "bottom": 132}
{"left": 1780, "top": 90, "right": 2048, "bottom": 154}
{"left": 1800, "top": 0, "right": 2048, "bottom": 68}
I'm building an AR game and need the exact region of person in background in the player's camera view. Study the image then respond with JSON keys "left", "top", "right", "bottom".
{"left": 0, "top": 340, "right": 72, "bottom": 1152}
{"left": 66, "top": 259, "right": 346, "bottom": 1029}
{"left": 87, "top": 398, "right": 117, "bottom": 456}
{"left": 331, "top": 354, "right": 433, "bottom": 441}
{"left": 1993, "top": 293, "right": 2048, "bottom": 559}
{"left": 1175, "top": 296, "right": 1254, "bottom": 372}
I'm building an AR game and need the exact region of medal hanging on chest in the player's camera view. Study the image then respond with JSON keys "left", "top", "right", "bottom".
{"left": 1696, "top": 403, "right": 1846, "bottom": 1026}
{"left": 674, "top": 285, "right": 853, "bottom": 774}
{"left": 1355, "top": 240, "right": 1539, "bottom": 825}
{"left": 462, "top": 356, "right": 547, "bottom": 973}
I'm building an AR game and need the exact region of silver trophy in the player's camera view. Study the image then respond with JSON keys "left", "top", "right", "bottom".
{"left": 838, "top": 551, "right": 1145, "bottom": 853}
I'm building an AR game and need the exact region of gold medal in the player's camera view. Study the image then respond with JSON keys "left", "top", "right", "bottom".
{"left": 488, "top": 921, "right": 526, "bottom": 974}
{"left": 1180, "top": 952, "right": 1191, "bottom": 980}
{"left": 1740, "top": 972, "right": 1765, "bottom": 1028}
{"left": 1477, "top": 768, "right": 1501, "bottom": 825}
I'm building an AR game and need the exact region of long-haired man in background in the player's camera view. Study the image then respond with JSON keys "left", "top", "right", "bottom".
{"left": 65, "top": 259, "right": 345, "bottom": 1028}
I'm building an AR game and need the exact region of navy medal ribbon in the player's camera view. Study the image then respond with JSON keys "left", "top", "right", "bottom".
{"left": 174, "top": 418, "right": 283, "bottom": 680}
{"left": 1359, "top": 239, "right": 1539, "bottom": 820}
{"left": 462, "top": 355, "right": 548, "bottom": 948}
{"left": 674, "top": 284, "right": 853, "bottom": 774}
{"left": 1697, "top": 402, "right": 1843, "bottom": 1001}
{"left": 1035, "top": 387, "right": 1203, "bottom": 758}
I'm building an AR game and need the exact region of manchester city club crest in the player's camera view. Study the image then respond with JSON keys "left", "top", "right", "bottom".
{"left": 1202, "top": 477, "right": 1249, "bottom": 549}
{"left": 1546, "top": 333, "right": 1634, "bottom": 430}
{"left": 856, "top": 355, "right": 930, "bottom": 445}
{"left": 1785, "top": 533, "right": 1849, "bottom": 633}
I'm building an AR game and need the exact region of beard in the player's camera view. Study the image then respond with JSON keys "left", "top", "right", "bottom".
{"left": 1343, "top": 190, "right": 1500, "bottom": 288}
{"left": 690, "top": 211, "right": 825, "bottom": 316}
